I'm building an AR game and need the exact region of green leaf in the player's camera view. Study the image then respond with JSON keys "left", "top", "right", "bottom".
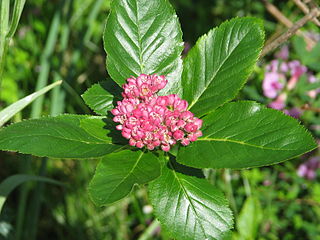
{"left": 89, "top": 149, "right": 161, "bottom": 205}
{"left": 0, "top": 174, "right": 62, "bottom": 214}
{"left": 0, "top": 80, "right": 62, "bottom": 127}
{"left": 81, "top": 80, "right": 122, "bottom": 116}
{"left": 7, "top": 0, "right": 26, "bottom": 38}
{"left": 80, "top": 116, "right": 127, "bottom": 145}
{"left": 104, "top": 0, "right": 183, "bottom": 95}
{"left": 0, "top": 114, "right": 122, "bottom": 158}
{"left": 236, "top": 196, "right": 263, "bottom": 240}
{"left": 149, "top": 159, "right": 233, "bottom": 240}
{"left": 293, "top": 36, "right": 320, "bottom": 71}
{"left": 178, "top": 101, "right": 317, "bottom": 169}
{"left": 182, "top": 17, "right": 264, "bottom": 117}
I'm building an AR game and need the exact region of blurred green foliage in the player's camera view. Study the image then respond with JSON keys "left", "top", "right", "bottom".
{"left": 0, "top": 0, "right": 319, "bottom": 239}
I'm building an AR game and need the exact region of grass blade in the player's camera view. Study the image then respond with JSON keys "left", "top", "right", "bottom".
{"left": 0, "top": 0, "right": 10, "bottom": 84}
{"left": 0, "top": 80, "right": 62, "bottom": 127}
{"left": 0, "top": 174, "right": 63, "bottom": 214}
{"left": 7, "top": 0, "right": 26, "bottom": 39}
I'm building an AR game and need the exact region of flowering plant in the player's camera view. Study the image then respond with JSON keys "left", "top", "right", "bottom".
{"left": 0, "top": 0, "right": 317, "bottom": 239}
{"left": 262, "top": 45, "right": 319, "bottom": 113}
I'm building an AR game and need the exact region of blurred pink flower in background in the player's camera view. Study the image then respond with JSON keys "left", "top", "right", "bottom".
{"left": 288, "top": 60, "right": 307, "bottom": 79}
{"left": 297, "top": 157, "right": 320, "bottom": 180}
{"left": 283, "top": 107, "right": 302, "bottom": 119}
{"left": 262, "top": 45, "right": 320, "bottom": 116}
{"left": 268, "top": 93, "right": 286, "bottom": 110}
{"left": 275, "top": 45, "right": 289, "bottom": 60}
{"left": 263, "top": 72, "right": 285, "bottom": 99}
{"left": 266, "top": 59, "right": 280, "bottom": 72}
{"left": 307, "top": 74, "right": 320, "bottom": 98}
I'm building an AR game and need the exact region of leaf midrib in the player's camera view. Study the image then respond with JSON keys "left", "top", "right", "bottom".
{"left": 132, "top": 0, "right": 144, "bottom": 73}
{"left": 0, "top": 134, "right": 110, "bottom": 145}
{"left": 199, "top": 138, "right": 298, "bottom": 151}
{"left": 105, "top": 151, "right": 145, "bottom": 201}
{"left": 187, "top": 26, "right": 252, "bottom": 111}
{"left": 169, "top": 161, "right": 208, "bottom": 239}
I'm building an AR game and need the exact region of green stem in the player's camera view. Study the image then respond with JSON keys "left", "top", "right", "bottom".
{"left": 131, "top": 190, "right": 145, "bottom": 225}
{"left": 30, "top": 10, "right": 61, "bottom": 118}
{"left": 15, "top": 157, "right": 31, "bottom": 240}
{"left": 242, "top": 171, "right": 251, "bottom": 197}
{"left": 0, "top": 0, "right": 26, "bottom": 91}
{"left": 27, "top": 159, "right": 48, "bottom": 240}
{"left": 0, "top": 0, "right": 10, "bottom": 88}
{"left": 137, "top": 220, "right": 160, "bottom": 240}
{"left": 224, "top": 169, "right": 238, "bottom": 217}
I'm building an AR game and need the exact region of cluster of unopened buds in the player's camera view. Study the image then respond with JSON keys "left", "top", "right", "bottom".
{"left": 111, "top": 74, "right": 202, "bottom": 152}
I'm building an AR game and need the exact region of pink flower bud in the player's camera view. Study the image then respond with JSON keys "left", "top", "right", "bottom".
{"left": 194, "top": 118, "right": 203, "bottom": 129}
{"left": 122, "top": 131, "right": 131, "bottom": 139}
{"left": 195, "top": 130, "right": 203, "bottom": 137}
{"left": 181, "top": 138, "right": 190, "bottom": 146}
{"left": 188, "top": 133, "right": 198, "bottom": 142}
{"left": 136, "top": 141, "right": 144, "bottom": 148}
{"left": 161, "top": 144, "right": 170, "bottom": 152}
{"left": 153, "top": 140, "right": 161, "bottom": 147}
{"left": 173, "top": 130, "right": 184, "bottom": 140}
{"left": 147, "top": 144, "right": 155, "bottom": 150}
{"left": 129, "top": 139, "right": 136, "bottom": 146}
{"left": 167, "top": 94, "right": 176, "bottom": 105}
{"left": 111, "top": 109, "right": 120, "bottom": 115}
{"left": 184, "top": 123, "right": 197, "bottom": 133}
{"left": 177, "top": 120, "right": 186, "bottom": 128}
{"left": 180, "top": 111, "right": 193, "bottom": 120}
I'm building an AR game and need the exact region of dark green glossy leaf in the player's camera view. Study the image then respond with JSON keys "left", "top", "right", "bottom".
{"left": 149, "top": 160, "right": 233, "bottom": 240}
{"left": 0, "top": 114, "right": 122, "bottom": 158}
{"left": 82, "top": 83, "right": 114, "bottom": 116}
{"left": 80, "top": 116, "right": 127, "bottom": 145}
{"left": 104, "top": 0, "right": 183, "bottom": 95}
{"left": 81, "top": 80, "right": 122, "bottom": 116}
{"left": 80, "top": 116, "right": 112, "bottom": 141}
{"left": 178, "top": 101, "right": 317, "bottom": 169}
{"left": 89, "top": 150, "right": 161, "bottom": 205}
{"left": 182, "top": 17, "right": 264, "bottom": 116}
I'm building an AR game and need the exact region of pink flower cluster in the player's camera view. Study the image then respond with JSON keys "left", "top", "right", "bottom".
{"left": 111, "top": 74, "right": 203, "bottom": 152}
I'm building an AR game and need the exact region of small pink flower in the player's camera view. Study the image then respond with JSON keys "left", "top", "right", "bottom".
{"left": 288, "top": 60, "right": 307, "bottom": 79}
{"left": 111, "top": 74, "right": 203, "bottom": 151}
{"left": 263, "top": 72, "right": 285, "bottom": 99}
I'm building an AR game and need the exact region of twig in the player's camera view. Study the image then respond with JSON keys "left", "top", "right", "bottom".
{"left": 301, "top": 104, "right": 320, "bottom": 113}
{"left": 292, "top": 0, "right": 320, "bottom": 26}
{"left": 261, "top": 8, "right": 320, "bottom": 58}
{"left": 262, "top": 0, "right": 316, "bottom": 50}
